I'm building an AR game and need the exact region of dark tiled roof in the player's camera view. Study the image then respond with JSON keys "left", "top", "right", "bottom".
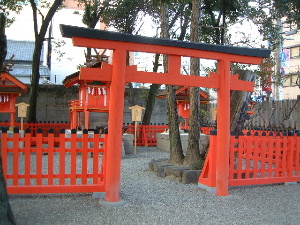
{"left": 5, "top": 40, "right": 44, "bottom": 62}
{"left": 9, "top": 64, "right": 50, "bottom": 77}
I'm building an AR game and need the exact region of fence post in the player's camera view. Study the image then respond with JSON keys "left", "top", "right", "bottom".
{"left": 198, "top": 130, "right": 217, "bottom": 193}
{"left": 296, "top": 95, "right": 300, "bottom": 130}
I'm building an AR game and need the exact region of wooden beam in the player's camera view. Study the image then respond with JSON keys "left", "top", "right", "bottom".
{"left": 80, "top": 64, "right": 112, "bottom": 82}
{"left": 125, "top": 65, "right": 220, "bottom": 88}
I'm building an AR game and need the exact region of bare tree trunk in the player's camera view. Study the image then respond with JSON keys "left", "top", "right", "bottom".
{"left": 28, "top": 0, "right": 63, "bottom": 122}
{"left": 0, "top": 13, "right": 17, "bottom": 225}
{"left": 143, "top": 2, "right": 191, "bottom": 124}
{"left": 185, "top": 0, "right": 202, "bottom": 165}
{"left": 230, "top": 70, "right": 255, "bottom": 133}
{"left": 0, "top": 14, "right": 6, "bottom": 69}
{"left": 28, "top": 41, "right": 43, "bottom": 122}
{"left": 160, "top": 2, "right": 184, "bottom": 164}
{"left": 142, "top": 84, "right": 160, "bottom": 124}
{"left": 142, "top": 54, "right": 161, "bottom": 124}
{"left": 167, "top": 85, "right": 184, "bottom": 164}
{"left": 0, "top": 153, "right": 16, "bottom": 225}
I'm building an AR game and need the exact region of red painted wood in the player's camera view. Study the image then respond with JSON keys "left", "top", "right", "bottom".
{"left": 126, "top": 65, "right": 220, "bottom": 88}
{"left": 1, "top": 131, "right": 106, "bottom": 194}
{"left": 80, "top": 64, "right": 112, "bottom": 81}
{"left": 66, "top": 33, "right": 266, "bottom": 200}
{"left": 198, "top": 134, "right": 217, "bottom": 187}
{"left": 216, "top": 60, "right": 230, "bottom": 196}
{"left": 228, "top": 134, "right": 300, "bottom": 186}
{"left": 105, "top": 48, "right": 127, "bottom": 202}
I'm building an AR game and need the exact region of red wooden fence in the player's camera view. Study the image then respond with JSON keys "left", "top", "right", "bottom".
{"left": 124, "top": 123, "right": 214, "bottom": 146}
{"left": 124, "top": 124, "right": 169, "bottom": 146}
{"left": 1, "top": 121, "right": 214, "bottom": 147}
{"left": 1, "top": 128, "right": 106, "bottom": 194}
{"left": 199, "top": 131, "right": 300, "bottom": 188}
{"left": 229, "top": 132, "right": 300, "bottom": 186}
{"left": 0, "top": 121, "right": 70, "bottom": 137}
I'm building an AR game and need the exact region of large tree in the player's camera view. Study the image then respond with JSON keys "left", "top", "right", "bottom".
{"left": 184, "top": 0, "right": 202, "bottom": 165}
{"left": 142, "top": 0, "right": 191, "bottom": 124}
{"left": 161, "top": 1, "right": 185, "bottom": 164}
{"left": 101, "top": 0, "right": 149, "bottom": 105}
{"left": 0, "top": 17, "right": 15, "bottom": 224}
{"left": 1, "top": 1, "right": 25, "bottom": 223}
{"left": 28, "top": 0, "right": 64, "bottom": 122}
{"left": 146, "top": 0, "right": 193, "bottom": 164}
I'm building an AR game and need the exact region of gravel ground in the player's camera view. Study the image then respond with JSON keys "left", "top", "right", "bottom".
{"left": 9, "top": 147, "right": 300, "bottom": 225}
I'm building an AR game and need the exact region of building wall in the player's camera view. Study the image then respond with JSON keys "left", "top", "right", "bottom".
{"left": 282, "top": 26, "right": 300, "bottom": 99}
{"left": 0, "top": 85, "right": 168, "bottom": 128}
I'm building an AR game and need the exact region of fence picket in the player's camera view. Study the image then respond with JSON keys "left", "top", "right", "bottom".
{"left": 70, "top": 131, "right": 77, "bottom": 185}
{"left": 82, "top": 130, "right": 89, "bottom": 185}
{"left": 25, "top": 131, "right": 31, "bottom": 186}
{"left": 36, "top": 131, "right": 43, "bottom": 186}
{"left": 296, "top": 133, "right": 300, "bottom": 177}
{"left": 59, "top": 130, "right": 66, "bottom": 185}
{"left": 288, "top": 133, "right": 295, "bottom": 177}
{"left": 1, "top": 129, "right": 106, "bottom": 194}
{"left": 227, "top": 132, "right": 300, "bottom": 186}
{"left": 48, "top": 131, "right": 55, "bottom": 185}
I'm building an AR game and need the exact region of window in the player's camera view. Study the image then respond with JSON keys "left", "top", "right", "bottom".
{"left": 283, "top": 74, "right": 300, "bottom": 87}
{"left": 290, "top": 46, "right": 300, "bottom": 58}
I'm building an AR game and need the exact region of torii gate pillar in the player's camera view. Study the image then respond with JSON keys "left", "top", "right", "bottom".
{"left": 105, "top": 49, "right": 126, "bottom": 202}
{"left": 216, "top": 60, "right": 231, "bottom": 195}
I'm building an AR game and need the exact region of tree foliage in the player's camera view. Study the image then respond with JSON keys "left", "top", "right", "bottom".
{"left": 0, "top": 0, "right": 26, "bottom": 26}
{"left": 201, "top": 0, "right": 243, "bottom": 45}
{"left": 274, "top": 0, "right": 300, "bottom": 27}
{"left": 102, "top": 0, "right": 149, "bottom": 34}
{"left": 76, "top": 0, "right": 110, "bottom": 29}
{"left": 75, "top": 0, "right": 110, "bottom": 59}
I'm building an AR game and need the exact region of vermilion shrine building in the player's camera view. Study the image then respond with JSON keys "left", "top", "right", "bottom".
{"left": 157, "top": 86, "right": 209, "bottom": 128}
{"left": 60, "top": 24, "right": 271, "bottom": 202}
{"left": 0, "top": 71, "right": 28, "bottom": 127}
{"left": 63, "top": 62, "right": 110, "bottom": 129}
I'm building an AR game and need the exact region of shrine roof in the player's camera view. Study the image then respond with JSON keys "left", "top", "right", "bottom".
{"left": 157, "top": 86, "right": 209, "bottom": 102}
{"left": 0, "top": 72, "right": 28, "bottom": 93}
{"left": 60, "top": 25, "right": 271, "bottom": 58}
{"left": 0, "top": 86, "right": 26, "bottom": 93}
{"left": 63, "top": 62, "right": 103, "bottom": 87}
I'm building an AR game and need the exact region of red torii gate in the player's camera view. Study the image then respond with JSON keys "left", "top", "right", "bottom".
{"left": 60, "top": 25, "right": 271, "bottom": 203}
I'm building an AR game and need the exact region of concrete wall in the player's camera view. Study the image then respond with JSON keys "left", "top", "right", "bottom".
{"left": 1, "top": 85, "right": 168, "bottom": 128}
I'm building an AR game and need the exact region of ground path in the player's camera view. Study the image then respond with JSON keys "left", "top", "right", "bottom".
{"left": 9, "top": 147, "right": 300, "bottom": 225}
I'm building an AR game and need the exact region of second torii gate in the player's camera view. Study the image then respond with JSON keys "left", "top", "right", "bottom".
{"left": 60, "top": 24, "right": 271, "bottom": 203}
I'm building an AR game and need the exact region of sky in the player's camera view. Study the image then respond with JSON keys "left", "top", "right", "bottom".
{"left": 5, "top": 4, "right": 266, "bottom": 86}
{"left": 6, "top": 6, "right": 87, "bottom": 84}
